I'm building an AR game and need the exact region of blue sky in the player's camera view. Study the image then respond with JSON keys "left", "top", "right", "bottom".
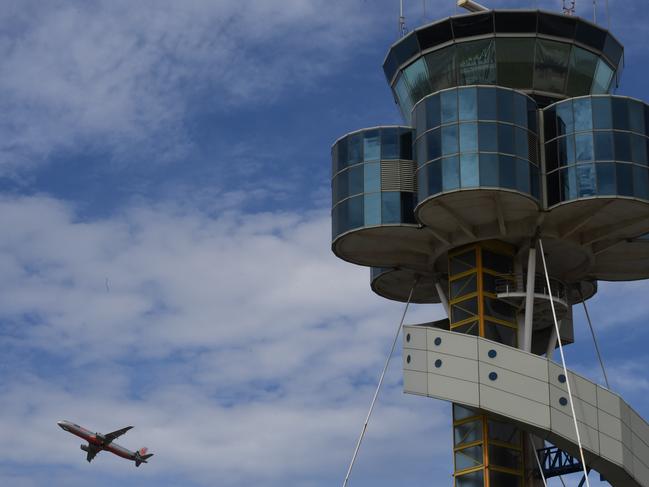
{"left": 0, "top": 1, "right": 648, "bottom": 486}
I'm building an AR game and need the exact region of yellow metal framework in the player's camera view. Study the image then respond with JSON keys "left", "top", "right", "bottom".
{"left": 449, "top": 242, "right": 524, "bottom": 487}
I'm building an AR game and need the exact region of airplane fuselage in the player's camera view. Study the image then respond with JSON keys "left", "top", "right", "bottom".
{"left": 57, "top": 420, "right": 149, "bottom": 465}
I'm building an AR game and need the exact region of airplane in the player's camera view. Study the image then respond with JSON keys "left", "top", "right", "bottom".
{"left": 57, "top": 420, "right": 154, "bottom": 467}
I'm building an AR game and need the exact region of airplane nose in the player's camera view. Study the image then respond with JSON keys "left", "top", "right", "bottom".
{"left": 57, "top": 421, "right": 66, "bottom": 429}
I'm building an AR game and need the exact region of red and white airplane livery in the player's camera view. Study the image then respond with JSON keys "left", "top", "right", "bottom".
{"left": 57, "top": 420, "right": 154, "bottom": 467}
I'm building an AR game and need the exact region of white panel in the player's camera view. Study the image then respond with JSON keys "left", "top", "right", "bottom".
{"left": 403, "top": 325, "right": 427, "bottom": 351}
{"left": 478, "top": 362, "right": 549, "bottom": 405}
{"left": 404, "top": 370, "right": 428, "bottom": 396}
{"left": 427, "top": 351, "right": 479, "bottom": 382}
{"left": 631, "top": 432, "right": 649, "bottom": 471}
{"left": 477, "top": 338, "right": 549, "bottom": 382}
{"left": 550, "top": 385, "right": 599, "bottom": 429}
{"left": 403, "top": 348, "right": 427, "bottom": 372}
{"left": 427, "top": 374, "right": 480, "bottom": 408}
{"left": 599, "top": 432, "right": 625, "bottom": 467}
{"left": 629, "top": 407, "right": 649, "bottom": 450}
{"left": 597, "top": 386, "right": 623, "bottom": 419}
{"left": 548, "top": 363, "right": 598, "bottom": 407}
{"left": 598, "top": 409, "right": 623, "bottom": 441}
{"left": 633, "top": 454, "right": 649, "bottom": 487}
{"left": 427, "top": 328, "right": 478, "bottom": 359}
{"left": 550, "top": 407, "right": 600, "bottom": 454}
{"left": 479, "top": 384, "right": 551, "bottom": 429}
{"left": 621, "top": 402, "right": 633, "bottom": 429}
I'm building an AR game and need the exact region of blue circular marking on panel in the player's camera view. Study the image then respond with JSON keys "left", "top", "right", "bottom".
{"left": 434, "top": 337, "right": 442, "bottom": 346}
{"left": 406, "top": 355, "right": 411, "bottom": 364}
{"left": 435, "top": 359, "right": 443, "bottom": 368}
{"left": 558, "top": 374, "right": 566, "bottom": 383}
{"left": 406, "top": 333, "right": 411, "bottom": 342}
{"left": 559, "top": 397, "right": 568, "bottom": 406}
{"left": 488, "top": 349, "right": 497, "bottom": 358}
{"left": 489, "top": 372, "right": 498, "bottom": 381}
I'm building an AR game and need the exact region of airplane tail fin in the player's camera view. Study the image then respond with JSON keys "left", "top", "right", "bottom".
{"left": 134, "top": 447, "right": 154, "bottom": 467}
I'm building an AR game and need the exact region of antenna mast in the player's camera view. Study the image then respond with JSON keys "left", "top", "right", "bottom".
{"left": 399, "top": 0, "right": 407, "bottom": 37}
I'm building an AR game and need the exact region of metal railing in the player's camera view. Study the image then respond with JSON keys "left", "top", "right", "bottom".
{"left": 495, "top": 273, "right": 567, "bottom": 301}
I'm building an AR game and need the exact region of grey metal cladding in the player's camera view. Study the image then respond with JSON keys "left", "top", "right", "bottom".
{"left": 403, "top": 325, "right": 427, "bottom": 351}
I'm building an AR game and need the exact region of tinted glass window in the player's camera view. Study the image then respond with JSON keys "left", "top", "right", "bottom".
{"left": 426, "top": 95, "right": 441, "bottom": 130}
{"left": 480, "top": 153, "right": 499, "bottom": 186}
{"left": 596, "top": 162, "right": 616, "bottom": 194}
{"left": 452, "top": 12, "right": 494, "bottom": 38}
{"left": 427, "top": 129, "right": 441, "bottom": 162}
{"left": 400, "top": 130, "right": 413, "bottom": 159}
{"left": 631, "top": 134, "right": 648, "bottom": 164}
{"left": 425, "top": 160, "right": 442, "bottom": 195}
{"left": 629, "top": 102, "right": 645, "bottom": 134}
{"left": 545, "top": 140, "right": 558, "bottom": 171}
{"left": 442, "top": 125, "right": 458, "bottom": 155}
{"left": 558, "top": 136, "right": 576, "bottom": 165}
{"left": 538, "top": 12, "right": 576, "bottom": 39}
{"left": 459, "top": 87, "right": 478, "bottom": 121}
{"left": 363, "top": 130, "right": 380, "bottom": 161}
{"left": 515, "top": 127, "right": 529, "bottom": 159}
{"left": 383, "top": 52, "right": 399, "bottom": 84}
{"left": 381, "top": 191, "right": 401, "bottom": 223}
{"left": 556, "top": 101, "right": 574, "bottom": 136}
{"left": 573, "top": 98, "right": 593, "bottom": 132}
{"left": 392, "top": 32, "right": 420, "bottom": 66}
{"left": 348, "top": 134, "right": 363, "bottom": 164}
{"left": 612, "top": 98, "right": 629, "bottom": 130}
{"left": 534, "top": 40, "right": 571, "bottom": 93}
{"left": 516, "top": 158, "right": 530, "bottom": 193}
{"left": 495, "top": 11, "right": 537, "bottom": 33}
{"left": 457, "top": 39, "right": 496, "bottom": 85}
{"left": 461, "top": 153, "right": 479, "bottom": 188}
{"left": 496, "top": 38, "right": 535, "bottom": 89}
{"left": 527, "top": 99, "right": 538, "bottom": 133}
{"left": 592, "top": 60, "right": 614, "bottom": 94}
{"left": 348, "top": 165, "right": 364, "bottom": 196}
{"left": 488, "top": 470, "right": 521, "bottom": 487}
{"left": 460, "top": 123, "right": 478, "bottom": 153}
{"left": 456, "top": 470, "right": 484, "bottom": 487}
{"left": 562, "top": 166, "right": 577, "bottom": 200}
{"left": 576, "top": 163, "right": 596, "bottom": 196}
{"left": 364, "top": 193, "right": 381, "bottom": 226}
{"left": 478, "top": 87, "right": 498, "bottom": 120}
{"left": 500, "top": 155, "right": 516, "bottom": 189}
{"left": 513, "top": 94, "right": 528, "bottom": 128}
{"left": 498, "top": 89, "right": 513, "bottom": 124}
{"left": 404, "top": 58, "right": 432, "bottom": 102}
{"left": 441, "top": 90, "right": 458, "bottom": 123}
{"left": 479, "top": 123, "right": 498, "bottom": 152}
{"left": 603, "top": 34, "right": 624, "bottom": 66}
{"left": 616, "top": 163, "right": 633, "bottom": 196}
{"left": 381, "top": 128, "right": 399, "bottom": 160}
{"left": 394, "top": 75, "right": 414, "bottom": 122}
{"left": 614, "top": 132, "right": 631, "bottom": 161}
{"left": 575, "top": 21, "right": 607, "bottom": 51}
{"left": 442, "top": 156, "right": 460, "bottom": 190}
{"left": 567, "top": 47, "right": 598, "bottom": 96}
{"left": 425, "top": 47, "right": 457, "bottom": 93}
{"left": 416, "top": 19, "right": 453, "bottom": 50}
{"left": 337, "top": 139, "right": 348, "bottom": 171}
{"left": 594, "top": 131, "right": 614, "bottom": 160}
{"left": 592, "top": 97, "right": 612, "bottom": 129}
{"left": 364, "top": 162, "right": 380, "bottom": 193}
{"left": 634, "top": 166, "right": 649, "bottom": 199}
{"left": 498, "top": 124, "right": 514, "bottom": 155}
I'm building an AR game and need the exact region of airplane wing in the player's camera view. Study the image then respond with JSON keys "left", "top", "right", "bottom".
{"left": 86, "top": 444, "right": 101, "bottom": 463}
{"left": 104, "top": 426, "right": 133, "bottom": 443}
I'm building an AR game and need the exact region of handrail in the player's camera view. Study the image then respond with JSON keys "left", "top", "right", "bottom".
{"left": 495, "top": 273, "right": 567, "bottom": 301}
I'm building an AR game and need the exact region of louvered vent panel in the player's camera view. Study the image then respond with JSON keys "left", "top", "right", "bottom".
{"left": 381, "top": 160, "right": 416, "bottom": 192}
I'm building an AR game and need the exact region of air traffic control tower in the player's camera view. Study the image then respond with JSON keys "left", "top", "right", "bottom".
{"left": 330, "top": 4, "right": 649, "bottom": 487}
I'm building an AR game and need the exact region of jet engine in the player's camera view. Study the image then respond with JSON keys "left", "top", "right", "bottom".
{"left": 80, "top": 445, "right": 89, "bottom": 452}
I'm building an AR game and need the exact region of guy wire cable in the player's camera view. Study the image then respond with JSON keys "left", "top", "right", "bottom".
{"left": 538, "top": 238, "right": 591, "bottom": 487}
{"left": 342, "top": 277, "right": 419, "bottom": 487}
{"left": 578, "top": 289, "right": 610, "bottom": 389}
{"left": 528, "top": 434, "right": 548, "bottom": 487}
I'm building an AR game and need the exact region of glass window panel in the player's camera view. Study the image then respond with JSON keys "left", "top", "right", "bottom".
{"left": 456, "top": 470, "right": 484, "bottom": 487}
{"left": 484, "top": 297, "right": 516, "bottom": 322}
{"left": 594, "top": 131, "right": 614, "bottom": 160}
{"left": 497, "top": 89, "right": 514, "bottom": 123}
{"left": 495, "top": 11, "right": 537, "bottom": 33}
{"left": 363, "top": 130, "right": 380, "bottom": 162}
{"left": 484, "top": 321, "right": 517, "bottom": 347}
{"left": 547, "top": 170, "right": 560, "bottom": 206}
{"left": 534, "top": 40, "right": 571, "bottom": 94}
{"left": 392, "top": 32, "right": 419, "bottom": 67}
{"left": 596, "top": 162, "right": 616, "bottom": 195}
{"left": 426, "top": 95, "right": 441, "bottom": 130}
{"left": 403, "top": 58, "right": 432, "bottom": 103}
{"left": 634, "top": 165, "right": 649, "bottom": 200}
{"left": 631, "top": 134, "right": 648, "bottom": 165}
{"left": 336, "top": 139, "right": 348, "bottom": 171}
{"left": 381, "top": 128, "right": 399, "bottom": 160}
{"left": 480, "top": 153, "right": 499, "bottom": 187}
{"left": 400, "top": 193, "right": 415, "bottom": 224}
{"left": 498, "top": 124, "right": 515, "bottom": 155}
{"left": 489, "top": 470, "right": 522, "bottom": 487}
{"left": 592, "top": 97, "right": 613, "bottom": 129}
{"left": 442, "top": 125, "right": 459, "bottom": 155}
{"left": 496, "top": 38, "right": 535, "bottom": 89}
{"left": 603, "top": 34, "right": 624, "bottom": 67}
{"left": 614, "top": 132, "right": 632, "bottom": 162}
{"left": 612, "top": 98, "right": 629, "bottom": 130}
{"left": 452, "top": 11, "right": 494, "bottom": 37}
{"left": 479, "top": 123, "right": 498, "bottom": 152}
{"left": 427, "top": 129, "right": 441, "bottom": 162}
{"left": 629, "top": 102, "right": 646, "bottom": 134}
{"left": 333, "top": 171, "right": 347, "bottom": 202}
{"left": 556, "top": 101, "right": 574, "bottom": 136}
{"left": 538, "top": 12, "right": 576, "bottom": 38}
{"left": 452, "top": 321, "right": 479, "bottom": 336}
{"left": 516, "top": 159, "right": 530, "bottom": 193}
{"left": 567, "top": 47, "right": 598, "bottom": 96}
{"left": 544, "top": 108, "right": 557, "bottom": 140}
{"left": 527, "top": 98, "right": 538, "bottom": 134}
{"left": 513, "top": 94, "right": 528, "bottom": 128}
{"left": 515, "top": 128, "right": 529, "bottom": 160}
{"left": 415, "top": 103, "right": 426, "bottom": 134}
{"left": 499, "top": 155, "right": 516, "bottom": 189}
{"left": 455, "top": 445, "right": 483, "bottom": 471}
{"left": 364, "top": 162, "right": 380, "bottom": 193}
{"left": 478, "top": 87, "right": 498, "bottom": 120}
{"left": 592, "top": 59, "right": 614, "bottom": 94}
{"left": 483, "top": 250, "right": 512, "bottom": 274}
{"left": 331, "top": 145, "right": 338, "bottom": 175}
{"left": 457, "top": 39, "right": 496, "bottom": 85}
{"left": 416, "top": 137, "right": 426, "bottom": 167}
{"left": 576, "top": 163, "right": 596, "bottom": 197}
{"left": 531, "top": 165, "right": 540, "bottom": 199}
{"left": 460, "top": 123, "right": 478, "bottom": 153}
{"left": 416, "top": 19, "right": 453, "bottom": 50}
{"left": 364, "top": 193, "right": 381, "bottom": 226}
{"left": 348, "top": 133, "right": 363, "bottom": 165}
{"left": 424, "top": 46, "right": 457, "bottom": 93}
{"left": 383, "top": 51, "right": 399, "bottom": 85}
{"left": 454, "top": 404, "right": 479, "bottom": 421}
{"left": 616, "top": 163, "right": 633, "bottom": 196}
{"left": 575, "top": 133, "right": 594, "bottom": 162}
{"left": 558, "top": 136, "right": 576, "bottom": 166}
{"left": 546, "top": 140, "right": 558, "bottom": 172}
{"left": 489, "top": 445, "right": 522, "bottom": 470}
{"left": 417, "top": 164, "right": 427, "bottom": 196}
{"left": 459, "top": 87, "right": 478, "bottom": 121}
{"left": 343, "top": 195, "right": 364, "bottom": 234}
{"left": 442, "top": 156, "right": 460, "bottom": 191}
{"left": 450, "top": 250, "right": 476, "bottom": 275}
{"left": 455, "top": 420, "right": 483, "bottom": 447}
{"left": 426, "top": 160, "right": 443, "bottom": 196}
{"left": 441, "top": 90, "right": 458, "bottom": 124}
{"left": 573, "top": 98, "right": 593, "bottom": 132}
{"left": 348, "top": 165, "right": 364, "bottom": 197}
{"left": 394, "top": 75, "right": 414, "bottom": 122}
{"left": 575, "top": 21, "right": 607, "bottom": 51}
{"left": 451, "top": 297, "right": 478, "bottom": 323}
{"left": 381, "top": 191, "right": 401, "bottom": 224}
{"left": 461, "top": 153, "right": 479, "bottom": 188}
{"left": 400, "top": 130, "right": 413, "bottom": 159}
{"left": 562, "top": 166, "right": 578, "bottom": 200}
{"left": 450, "top": 274, "right": 477, "bottom": 299}
{"left": 488, "top": 420, "right": 521, "bottom": 445}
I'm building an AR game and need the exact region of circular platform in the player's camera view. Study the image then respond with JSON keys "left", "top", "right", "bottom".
{"left": 370, "top": 267, "right": 442, "bottom": 304}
